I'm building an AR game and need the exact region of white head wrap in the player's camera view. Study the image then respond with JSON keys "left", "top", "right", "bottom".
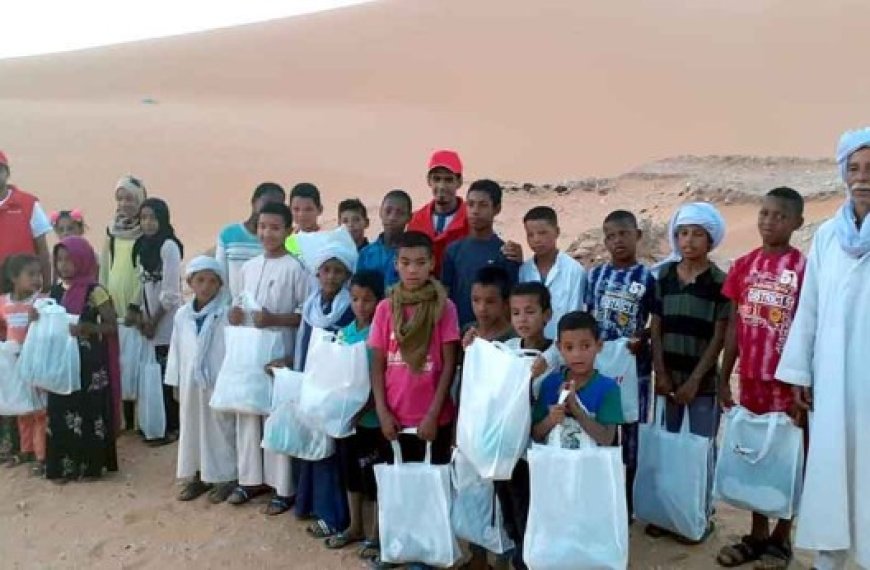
{"left": 294, "top": 226, "right": 359, "bottom": 273}
{"left": 833, "top": 128, "right": 870, "bottom": 257}
{"left": 185, "top": 255, "right": 226, "bottom": 284}
{"left": 653, "top": 201, "right": 726, "bottom": 274}
{"left": 184, "top": 255, "right": 227, "bottom": 389}
{"left": 836, "top": 127, "right": 870, "bottom": 184}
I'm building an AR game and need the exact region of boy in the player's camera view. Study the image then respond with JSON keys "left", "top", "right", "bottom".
{"left": 215, "top": 182, "right": 286, "bottom": 297}
{"left": 290, "top": 182, "right": 323, "bottom": 234}
{"left": 226, "top": 202, "right": 310, "bottom": 514}
{"left": 519, "top": 206, "right": 586, "bottom": 341}
{"left": 165, "top": 256, "right": 237, "bottom": 503}
{"left": 407, "top": 150, "right": 470, "bottom": 273}
{"left": 584, "top": 209, "right": 657, "bottom": 517}
{"left": 358, "top": 190, "right": 412, "bottom": 290}
{"left": 649, "top": 201, "right": 729, "bottom": 543}
{"left": 338, "top": 198, "right": 371, "bottom": 251}
{"left": 442, "top": 179, "right": 522, "bottom": 328}
{"left": 461, "top": 266, "right": 515, "bottom": 347}
{"left": 716, "top": 188, "right": 806, "bottom": 569}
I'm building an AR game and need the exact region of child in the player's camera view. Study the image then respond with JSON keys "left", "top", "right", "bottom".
{"left": 0, "top": 254, "right": 46, "bottom": 474}
{"left": 716, "top": 188, "right": 806, "bottom": 569}
{"left": 407, "top": 150, "right": 469, "bottom": 273}
{"left": 226, "top": 202, "right": 309, "bottom": 512}
{"left": 533, "top": 311, "right": 624, "bottom": 446}
{"left": 649, "top": 201, "right": 729, "bottom": 543}
{"left": 165, "top": 256, "right": 238, "bottom": 503}
{"left": 519, "top": 206, "right": 586, "bottom": 341}
{"left": 290, "top": 182, "right": 323, "bottom": 234}
{"left": 129, "top": 198, "right": 184, "bottom": 445}
{"left": 441, "top": 179, "right": 522, "bottom": 329}
{"left": 47, "top": 236, "right": 119, "bottom": 482}
{"left": 584, "top": 209, "right": 657, "bottom": 517}
{"left": 292, "top": 235, "right": 357, "bottom": 538}
{"left": 338, "top": 198, "right": 371, "bottom": 251}
{"left": 50, "top": 210, "right": 87, "bottom": 240}
{"left": 215, "top": 182, "right": 286, "bottom": 297}
{"left": 358, "top": 190, "right": 412, "bottom": 290}
{"left": 461, "top": 266, "right": 515, "bottom": 347}
{"left": 100, "top": 175, "right": 146, "bottom": 321}
{"left": 327, "top": 271, "right": 383, "bottom": 560}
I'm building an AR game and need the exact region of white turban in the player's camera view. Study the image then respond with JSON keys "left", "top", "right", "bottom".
{"left": 836, "top": 127, "right": 870, "bottom": 184}
{"left": 294, "top": 226, "right": 358, "bottom": 273}
{"left": 186, "top": 255, "right": 226, "bottom": 284}
{"left": 653, "top": 201, "right": 726, "bottom": 274}
{"left": 834, "top": 128, "right": 870, "bottom": 257}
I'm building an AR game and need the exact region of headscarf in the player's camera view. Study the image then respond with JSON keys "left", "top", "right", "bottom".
{"left": 55, "top": 236, "right": 99, "bottom": 315}
{"left": 132, "top": 197, "right": 184, "bottom": 277}
{"left": 653, "top": 201, "right": 726, "bottom": 274}
{"left": 109, "top": 175, "right": 147, "bottom": 239}
{"left": 288, "top": 226, "right": 359, "bottom": 274}
{"left": 301, "top": 250, "right": 354, "bottom": 330}
{"left": 185, "top": 256, "right": 227, "bottom": 389}
{"left": 834, "top": 127, "right": 870, "bottom": 257}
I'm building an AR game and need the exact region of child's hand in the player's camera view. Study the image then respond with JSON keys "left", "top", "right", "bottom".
{"left": 718, "top": 382, "right": 735, "bottom": 409}
{"left": 228, "top": 307, "right": 244, "bottom": 326}
{"left": 28, "top": 307, "right": 39, "bottom": 323}
{"left": 264, "top": 358, "right": 291, "bottom": 376}
{"left": 418, "top": 414, "right": 438, "bottom": 442}
{"left": 627, "top": 337, "right": 643, "bottom": 355}
{"left": 501, "top": 240, "right": 524, "bottom": 263}
{"left": 562, "top": 383, "right": 583, "bottom": 417}
{"left": 547, "top": 404, "right": 566, "bottom": 426}
{"left": 531, "top": 356, "right": 548, "bottom": 378}
{"left": 461, "top": 327, "right": 478, "bottom": 350}
{"left": 252, "top": 309, "right": 271, "bottom": 329}
{"left": 140, "top": 318, "right": 157, "bottom": 339}
{"left": 674, "top": 376, "right": 701, "bottom": 405}
{"left": 69, "top": 322, "right": 95, "bottom": 338}
{"left": 654, "top": 371, "right": 673, "bottom": 396}
{"left": 378, "top": 409, "right": 401, "bottom": 441}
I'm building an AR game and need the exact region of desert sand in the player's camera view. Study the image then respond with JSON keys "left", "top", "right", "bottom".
{"left": 0, "top": 0, "right": 860, "bottom": 567}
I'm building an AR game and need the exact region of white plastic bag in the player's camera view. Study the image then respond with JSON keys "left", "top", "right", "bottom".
{"left": 457, "top": 339, "right": 534, "bottom": 480}
{"left": 297, "top": 330, "right": 370, "bottom": 438}
{"left": 546, "top": 390, "right": 599, "bottom": 450}
{"left": 0, "top": 341, "right": 44, "bottom": 415}
{"left": 210, "top": 325, "right": 284, "bottom": 415}
{"left": 713, "top": 406, "right": 804, "bottom": 519}
{"left": 523, "top": 433, "right": 629, "bottom": 569}
{"left": 450, "top": 449, "right": 514, "bottom": 555}
{"left": 261, "top": 369, "right": 335, "bottom": 461}
{"left": 633, "top": 396, "right": 713, "bottom": 541}
{"left": 119, "top": 324, "right": 147, "bottom": 401}
{"left": 376, "top": 433, "right": 461, "bottom": 567}
{"left": 137, "top": 344, "right": 167, "bottom": 440}
{"left": 18, "top": 298, "right": 81, "bottom": 395}
{"left": 595, "top": 339, "right": 638, "bottom": 423}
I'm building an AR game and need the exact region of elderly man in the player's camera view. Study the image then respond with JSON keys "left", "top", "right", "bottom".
{"left": 776, "top": 128, "right": 870, "bottom": 570}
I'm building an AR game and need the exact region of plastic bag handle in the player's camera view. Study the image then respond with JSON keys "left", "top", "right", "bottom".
{"left": 732, "top": 406, "right": 779, "bottom": 465}
{"left": 653, "top": 395, "right": 667, "bottom": 430}
{"left": 391, "top": 427, "right": 432, "bottom": 465}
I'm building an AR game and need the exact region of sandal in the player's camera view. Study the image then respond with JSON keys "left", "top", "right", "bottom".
{"left": 6, "top": 452, "right": 35, "bottom": 468}
{"left": 325, "top": 530, "right": 365, "bottom": 550}
{"left": 367, "top": 555, "right": 400, "bottom": 569}
{"left": 717, "top": 535, "right": 766, "bottom": 567}
{"left": 227, "top": 485, "right": 265, "bottom": 505}
{"left": 207, "top": 482, "right": 237, "bottom": 504}
{"left": 675, "top": 521, "right": 715, "bottom": 545}
{"left": 30, "top": 462, "right": 46, "bottom": 477}
{"left": 306, "top": 519, "right": 337, "bottom": 539}
{"left": 177, "top": 479, "right": 212, "bottom": 502}
{"left": 644, "top": 524, "right": 672, "bottom": 539}
{"left": 263, "top": 495, "right": 295, "bottom": 516}
{"left": 755, "top": 540, "right": 792, "bottom": 570}
{"left": 358, "top": 539, "right": 380, "bottom": 561}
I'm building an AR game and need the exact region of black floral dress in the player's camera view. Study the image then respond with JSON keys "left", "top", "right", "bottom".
{"left": 45, "top": 284, "right": 118, "bottom": 480}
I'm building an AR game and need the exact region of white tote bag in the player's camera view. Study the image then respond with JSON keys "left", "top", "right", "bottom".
{"left": 450, "top": 449, "right": 514, "bottom": 555}
{"left": 210, "top": 325, "right": 285, "bottom": 415}
{"left": 0, "top": 341, "right": 44, "bottom": 415}
{"left": 457, "top": 339, "right": 534, "bottom": 480}
{"left": 713, "top": 406, "right": 804, "bottom": 520}
{"left": 595, "top": 339, "right": 638, "bottom": 423}
{"left": 17, "top": 298, "right": 81, "bottom": 395}
{"left": 137, "top": 343, "right": 167, "bottom": 440}
{"left": 523, "top": 436, "right": 629, "bottom": 569}
{"left": 376, "top": 432, "right": 461, "bottom": 567}
{"left": 633, "top": 396, "right": 713, "bottom": 541}
{"left": 118, "top": 324, "right": 147, "bottom": 401}
{"left": 261, "top": 369, "right": 335, "bottom": 461}
{"left": 297, "top": 330, "right": 370, "bottom": 438}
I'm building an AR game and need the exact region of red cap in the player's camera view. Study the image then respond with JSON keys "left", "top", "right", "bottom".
{"left": 428, "top": 149, "right": 462, "bottom": 176}
{"left": 0, "top": 151, "right": 7, "bottom": 167}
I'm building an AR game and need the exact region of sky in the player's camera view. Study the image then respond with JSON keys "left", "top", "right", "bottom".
{"left": 0, "top": 0, "right": 374, "bottom": 59}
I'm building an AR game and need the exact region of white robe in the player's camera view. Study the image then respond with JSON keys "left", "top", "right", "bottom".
{"left": 165, "top": 305, "right": 238, "bottom": 484}
{"left": 776, "top": 219, "right": 870, "bottom": 568}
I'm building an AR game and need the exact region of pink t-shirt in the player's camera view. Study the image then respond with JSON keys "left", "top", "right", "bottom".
{"left": 722, "top": 247, "right": 806, "bottom": 381}
{"left": 368, "top": 298, "right": 460, "bottom": 427}
{"left": 0, "top": 293, "right": 42, "bottom": 344}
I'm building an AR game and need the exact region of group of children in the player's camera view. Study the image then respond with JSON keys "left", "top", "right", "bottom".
{"left": 0, "top": 147, "right": 812, "bottom": 570}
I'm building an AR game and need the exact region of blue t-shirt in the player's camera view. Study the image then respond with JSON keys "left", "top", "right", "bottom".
{"left": 584, "top": 262, "right": 656, "bottom": 377}
{"left": 441, "top": 234, "right": 520, "bottom": 329}
{"left": 532, "top": 368, "right": 624, "bottom": 426}
{"left": 358, "top": 233, "right": 399, "bottom": 290}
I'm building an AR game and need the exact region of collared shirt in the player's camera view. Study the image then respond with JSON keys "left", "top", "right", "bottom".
{"left": 519, "top": 251, "right": 587, "bottom": 340}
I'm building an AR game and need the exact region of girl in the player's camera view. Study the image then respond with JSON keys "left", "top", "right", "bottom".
{"left": 50, "top": 210, "right": 86, "bottom": 240}
{"left": 100, "top": 175, "right": 146, "bottom": 322}
{"left": 326, "top": 270, "right": 384, "bottom": 561}
{"left": 132, "top": 198, "right": 183, "bottom": 445}
{"left": 165, "top": 256, "right": 237, "bottom": 503}
{"left": 294, "top": 241, "right": 357, "bottom": 539}
{"left": 0, "top": 255, "right": 45, "bottom": 474}
{"left": 47, "top": 236, "right": 119, "bottom": 483}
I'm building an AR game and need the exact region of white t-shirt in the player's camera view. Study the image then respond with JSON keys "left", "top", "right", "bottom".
{"left": 519, "top": 251, "right": 587, "bottom": 340}
{"left": 0, "top": 188, "right": 52, "bottom": 238}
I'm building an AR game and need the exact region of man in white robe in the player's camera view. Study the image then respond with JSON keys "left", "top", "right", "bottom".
{"left": 776, "top": 128, "right": 870, "bottom": 570}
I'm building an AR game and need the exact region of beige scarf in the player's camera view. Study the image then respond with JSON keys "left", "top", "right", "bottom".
{"left": 390, "top": 279, "right": 446, "bottom": 373}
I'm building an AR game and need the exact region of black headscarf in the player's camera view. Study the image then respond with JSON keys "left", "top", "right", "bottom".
{"left": 132, "top": 197, "right": 184, "bottom": 277}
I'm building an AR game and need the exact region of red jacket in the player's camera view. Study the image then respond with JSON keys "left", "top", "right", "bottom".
{"left": 0, "top": 186, "right": 38, "bottom": 269}
{"left": 407, "top": 198, "right": 469, "bottom": 275}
